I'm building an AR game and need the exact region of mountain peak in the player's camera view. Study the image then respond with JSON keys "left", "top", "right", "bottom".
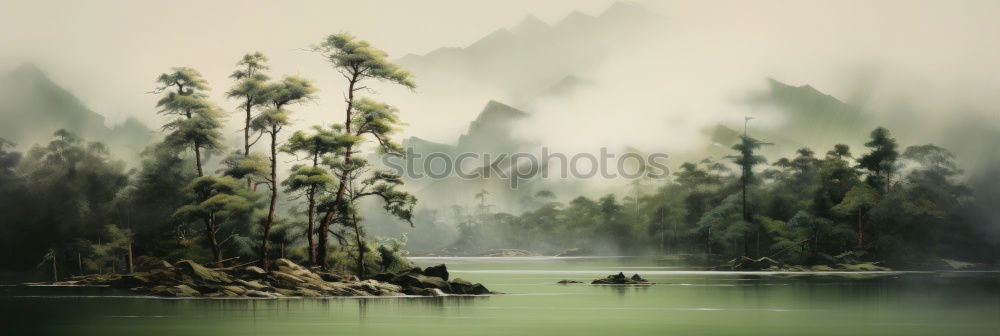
{"left": 513, "top": 14, "right": 550, "bottom": 35}
{"left": 599, "top": 1, "right": 654, "bottom": 21}
{"left": 467, "top": 28, "right": 515, "bottom": 50}
{"left": 8, "top": 62, "right": 52, "bottom": 84}
{"left": 555, "top": 10, "right": 596, "bottom": 29}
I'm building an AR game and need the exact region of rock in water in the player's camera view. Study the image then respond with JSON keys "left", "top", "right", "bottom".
{"left": 592, "top": 272, "right": 652, "bottom": 285}
{"left": 449, "top": 278, "right": 491, "bottom": 294}
{"left": 390, "top": 273, "right": 452, "bottom": 292}
{"left": 423, "top": 264, "right": 449, "bottom": 280}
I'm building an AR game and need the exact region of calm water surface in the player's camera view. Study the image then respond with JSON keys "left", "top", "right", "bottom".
{"left": 2, "top": 257, "right": 999, "bottom": 335}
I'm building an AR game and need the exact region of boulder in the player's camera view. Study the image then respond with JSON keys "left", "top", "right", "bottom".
{"left": 235, "top": 279, "right": 270, "bottom": 291}
{"left": 221, "top": 285, "right": 248, "bottom": 295}
{"left": 233, "top": 266, "right": 267, "bottom": 279}
{"left": 557, "top": 280, "right": 582, "bottom": 284}
{"left": 369, "top": 272, "right": 395, "bottom": 282}
{"left": 110, "top": 274, "right": 152, "bottom": 289}
{"left": 352, "top": 279, "right": 404, "bottom": 296}
{"left": 269, "top": 271, "right": 306, "bottom": 289}
{"left": 274, "top": 258, "right": 305, "bottom": 270}
{"left": 316, "top": 271, "right": 354, "bottom": 282}
{"left": 146, "top": 268, "right": 181, "bottom": 284}
{"left": 448, "top": 278, "right": 490, "bottom": 294}
{"left": 415, "top": 288, "right": 447, "bottom": 296}
{"left": 390, "top": 273, "right": 452, "bottom": 292}
{"left": 245, "top": 290, "right": 280, "bottom": 298}
{"left": 296, "top": 288, "right": 323, "bottom": 297}
{"left": 135, "top": 257, "right": 173, "bottom": 272}
{"left": 169, "top": 284, "right": 201, "bottom": 297}
{"left": 423, "top": 264, "right": 449, "bottom": 281}
{"left": 174, "top": 260, "right": 232, "bottom": 284}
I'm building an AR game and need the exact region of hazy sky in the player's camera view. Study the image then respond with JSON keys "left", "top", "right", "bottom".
{"left": 0, "top": 0, "right": 613, "bottom": 126}
{"left": 2, "top": 0, "right": 999, "bottom": 150}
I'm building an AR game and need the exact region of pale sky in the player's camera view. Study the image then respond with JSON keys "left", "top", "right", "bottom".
{"left": 2, "top": 0, "right": 999, "bottom": 149}
{"left": 0, "top": 0, "right": 615, "bottom": 127}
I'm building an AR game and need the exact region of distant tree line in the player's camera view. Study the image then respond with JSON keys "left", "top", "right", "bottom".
{"left": 446, "top": 127, "right": 997, "bottom": 266}
{"left": 0, "top": 33, "right": 417, "bottom": 281}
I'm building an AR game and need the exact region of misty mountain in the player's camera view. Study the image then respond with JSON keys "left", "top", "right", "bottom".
{"left": 0, "top": 63, "right": 155, "bottom": 158}
{"left": 396, "top": 1, "right": 654, "bottom": 101}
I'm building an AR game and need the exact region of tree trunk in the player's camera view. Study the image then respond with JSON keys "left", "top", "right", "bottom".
{"left": 206, "top": 213, "right": 223, "bottom": 268}
{"left": 260, "top": 128, "right": 278, "bottom": 271}
{"left": 193, "top": 144, "right": 203, "bottom": 177}
{"left": 306, "top": 188, "right": 316, "bottom": 265}
{"left": 127, "top": 242, "right": 134, "bottom": 274}
{"left": 353, "top": 218, "right": 366, "bottom": 279}
{"left": 244, "top": 100, "right": 254, "bottom": 188}
{"left": 51, "top": 254, "right": 58, "bottom": 282}
{"left": 77, "top": 253, "right": 82, "bottom": 275}
{"left": 317, "top": 73, "right": 359, "bottom": 270}
{"left": 305, "top": 153, "right": 319, "bottom": 265}
{"left": 857, "top": 208, "right": 864, "bottom": 248}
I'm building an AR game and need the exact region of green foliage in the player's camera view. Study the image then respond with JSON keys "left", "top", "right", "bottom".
{"left": 442, "top": 127, "right": 993, "bottom": 267}
{"left": 0, "top": 130, "right": 130, "bottom": 271}
{"left": 219, "top": 151, "right": 269, "bottom": 180}
{"left": 352, "top": 98, "right": 405, "bottom": 154}
{"left": 315, "top": 33, "right": 416, "bottom": 88}
{"left": 858, "top": 127, "right": 900, "bottom": 192}
{"left": 175, "top": 177, "right": 255, "bottom": 221}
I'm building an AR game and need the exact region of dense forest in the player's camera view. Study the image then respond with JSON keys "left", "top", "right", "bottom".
{"left": 442, "top": 128, "right": 997, "bottom": 267}
{"left": 0, "top": 33, "right": 418, "bottom": 281}
{"left": 1, "top": 32, "right": 997, "bottom": 281}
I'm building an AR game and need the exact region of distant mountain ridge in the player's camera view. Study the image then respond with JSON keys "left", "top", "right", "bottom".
{"left": 396, "top": 1, "right": 655, "bottom": 101}
{"left": 0, "top": 63, "right": 154, "bottom": 158}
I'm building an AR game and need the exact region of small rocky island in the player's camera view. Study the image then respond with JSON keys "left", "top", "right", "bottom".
{"left": 592, "top": 272, "right": 652, "bottom": 285}
{"left": 558, "top": 272, "right": 652, "bottom": 285}
{"left": 39, "top": 259, "right": 490, "bottom": 298}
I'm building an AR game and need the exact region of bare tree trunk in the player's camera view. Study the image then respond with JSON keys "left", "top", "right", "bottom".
{"left": 193, "top": 144, "right": 203, "bottom": 177}
{"left": 51, "top": 254, "right": 58, "bottom": 282}
{"left": 306, "top": 153, "right": 319, "bottom": 265}
{"left": 318, "top": 73, "right": 359, "bottom": 270}
{"left": 353, "top": 217, "right": 366, "bottom": 279}
{"left": 260, "top": 129, "right": 278, "bottom": 271}
{"left": 206, "top": 213, "right": 223, "bottom": 268}
{"left": 857, "top": 208, "right": 864, "bottom": 248}
{"left": 306, "top": 189, "right": 316, "bottom": 265}
{"left": 127, "top": 242, "right": 134, "bottom": 274}
{"left": 244, "top": 101, "right": 254, "bottom": 188}
{"left": 77, "top": 253, "right": 82, "bottom": 275}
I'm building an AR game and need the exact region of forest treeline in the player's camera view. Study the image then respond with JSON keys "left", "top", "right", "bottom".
{"left": 0, "top": 33, "right": 419, "bottom": 280}
{"left": 445, "top": 128, "right": 997, "bottom": 266}
{"left": 1, "top": 35, "right": 997, "bottom": 279}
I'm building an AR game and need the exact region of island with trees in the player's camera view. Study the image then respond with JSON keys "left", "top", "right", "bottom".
{"left": 0, "top": 30, "right": 996, "bottom": 298}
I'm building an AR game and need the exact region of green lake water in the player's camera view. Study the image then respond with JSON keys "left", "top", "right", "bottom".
{"left": 2, "top": 256, "right": 999, "bottom": 335}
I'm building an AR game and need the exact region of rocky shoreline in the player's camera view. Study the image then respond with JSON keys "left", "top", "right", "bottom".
{"left": 34, "top": 258, "right": 491, "bottom": 298}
